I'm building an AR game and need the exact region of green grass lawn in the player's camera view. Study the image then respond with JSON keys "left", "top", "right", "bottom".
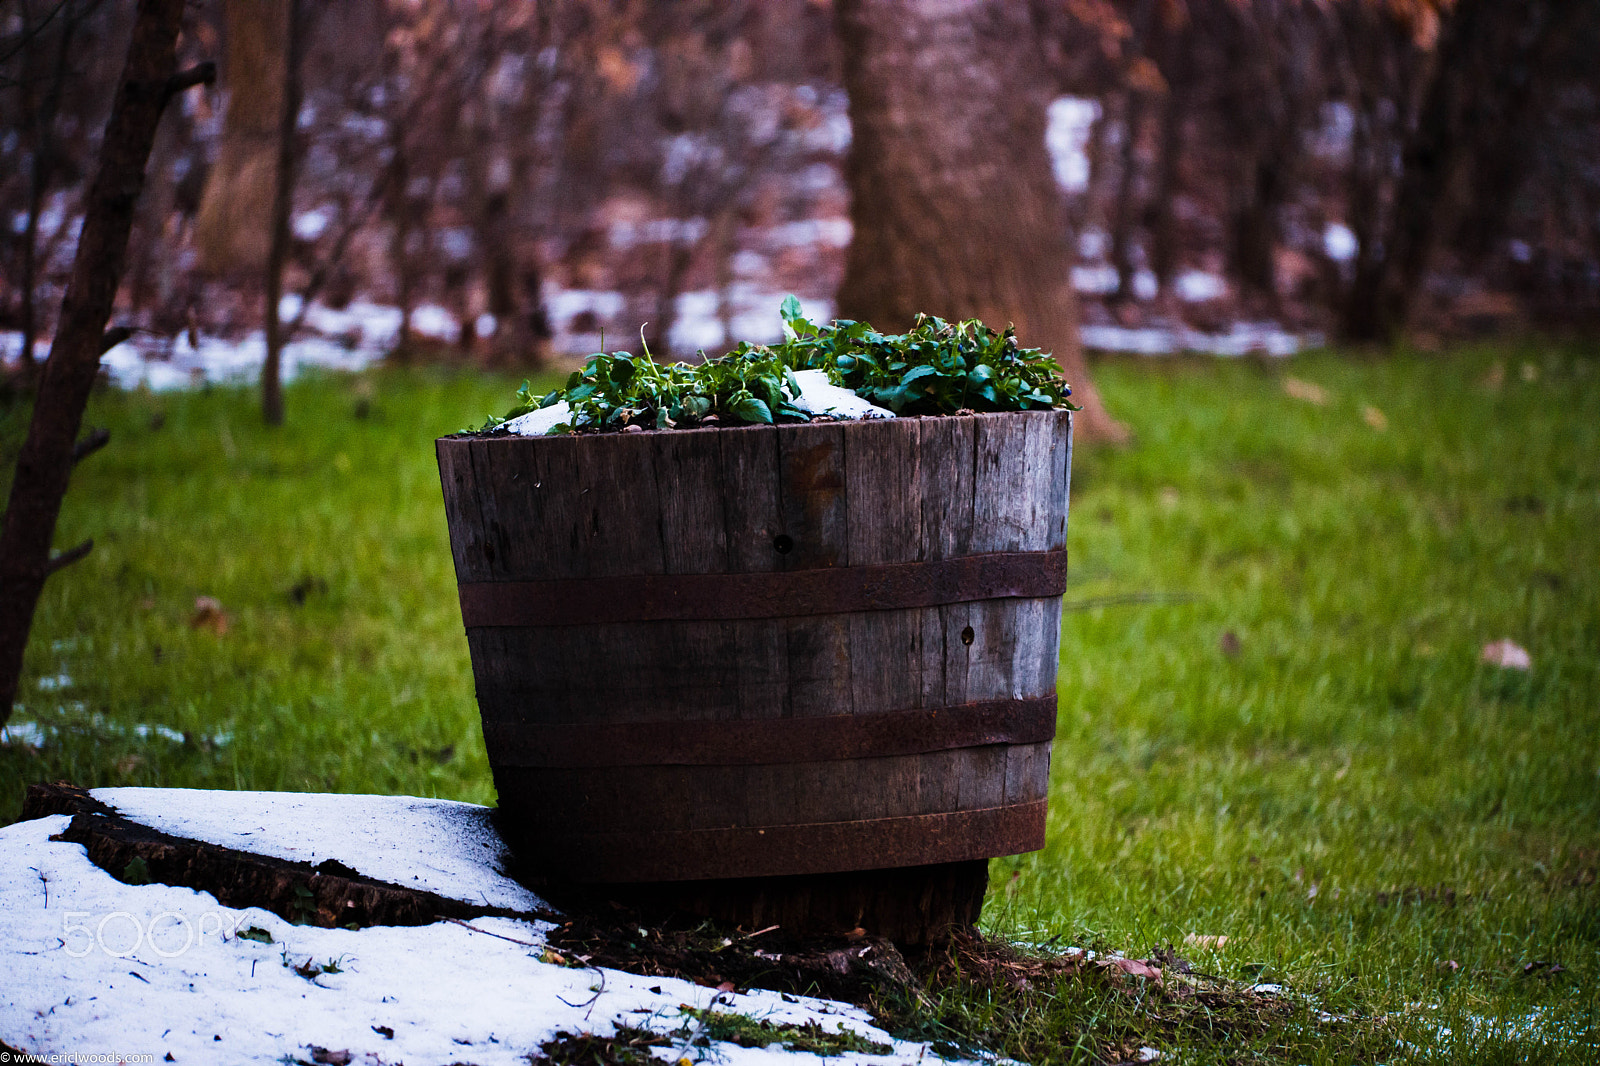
{"left": 2, "top": 345, "right": 1596, "bottom": 1063}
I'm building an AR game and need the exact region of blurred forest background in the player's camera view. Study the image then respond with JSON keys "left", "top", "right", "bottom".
{"left": 3, "top": 0, "right": 1597, "bottom": 407}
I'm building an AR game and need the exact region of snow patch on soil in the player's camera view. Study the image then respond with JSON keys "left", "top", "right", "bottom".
{"left": 94, "top": 787, "right": 544, "bottom": 915}
{"left": 1082, "top": 320, "right": 1320, "bottom": 358}
{"left": 0, "top": 795, "right": 983, "bottom": 1065}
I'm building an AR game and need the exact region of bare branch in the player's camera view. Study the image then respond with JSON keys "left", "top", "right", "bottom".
{"left": 99, "top": 326, "right": 134, "bottom": 353}
{"left": 163, "top": 61, "right": 215, "bottom": 101}
{"left": 72, "top": 428, "right": 110, "bottom": 466}
{"left": 45, "top": 540, "right": 93, "bottom": 576}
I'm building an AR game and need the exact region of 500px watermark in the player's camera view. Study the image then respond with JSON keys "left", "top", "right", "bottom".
{"left": 61, "top": 910, "right": 246, "bottom": 959}
{"left": 0, "top": 1053, "right": 156, "bottom": 1064}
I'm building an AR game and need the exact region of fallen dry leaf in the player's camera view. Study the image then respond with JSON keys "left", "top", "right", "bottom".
{"left": 1283, "top": 376, "right": 1329, "bottom": 405}
{"left": 1481, "top": 639, "right": 1532, "bottom": 670}
{"left": 1183, "top": 934, "right": 1230, "bottom": 950}
{"left": 1362, "top": 405, "right": 1388, "bottom": 431}
{"left": 190, "top": 595, "right": 229, "bottom": 635}
{"left": 1097, "top": 957, "right": 1164, "bottom": 986}
{"left": 1220, "top": 630, "right": 1242, "bottom": 657}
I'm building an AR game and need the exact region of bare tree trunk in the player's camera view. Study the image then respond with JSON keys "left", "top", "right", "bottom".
{"left": 384, "top": 137, "right": 416, "bottom": 356}
{"left": 834, "top": 0, "right": 1125, "bottom": 442}
{"left": 262, "top": 0, "right": 304, "bottom": 426}
{"left": 1109, "top": 90, "right": 1147, "bottom": 305}
{"left": 1146, "top": 83, "right": 1185, "bottom": 295}
{"left": 1337, "top": 0, "right": 1564, "bottom": 343}
{"left": 194, "top": 0, "right": 288, "bottom": 276}
{"left": 0, "top": 1, "right": 213, "bottom": 727}
{"left": 1229, "top": 155, "right": 1286, "bottom": 304}
{"left": 16, "top": 0, "right": 84, "bottom": 373}
{"left": 651, "top": 241, "right": 695, "bottom": 362}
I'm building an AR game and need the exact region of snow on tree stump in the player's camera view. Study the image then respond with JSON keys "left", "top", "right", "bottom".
{"left": 437, "top": 411, "right": 1072, "bottom": 944}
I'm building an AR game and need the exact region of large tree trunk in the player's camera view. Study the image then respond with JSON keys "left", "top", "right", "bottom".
{"left": 193, "top": 0, "right": 288, "bottom": 277}
{"left": 833, "top": 0, "right": 1126, "bottom": 443}
{"left": 0, "top": 0, "right": 211, "bottom": 727}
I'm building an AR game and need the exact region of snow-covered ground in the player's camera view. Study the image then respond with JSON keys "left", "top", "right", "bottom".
{"left": 1081, "top": 319, "right": 1321, "bottom": 358}
{"left": 0, "top": 789, "right": 997, "bottom": 1065}
{"left": 1, "top": 259, "right": 1317, "bottom": 393}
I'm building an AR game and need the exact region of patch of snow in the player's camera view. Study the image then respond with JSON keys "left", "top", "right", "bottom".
{"left": 789, "top": 369, "right": 894, "bottom": 420}
{"left": 1176, "top": 270, "right": 1227, "bottom": 303}
{"left": 292, "top": 210, "right": 330, "bottom": 241}
{"left": 0, "top": 331, "right": 50, "bottom": 363}
{"left": 731, "top": 250, "right": 769, "bottom": 277}
{"left": 94, "top": 788, "right": 546, "bottom": 915}
{"left": 609, "top": 217, "right": 708, "bottom": 250}
{"left": 1323, "top": 221, "right": 1358, "bottom": 263}
{"left": 0, "top": 799, "right": 983, "bottom": 1065}
{"left": 300, "top": 299, "right": 404, "bottom": 349}
{"left": 1073, "top": 263, "right": 1119, "bottom": 296}
{"left": 1132, "top": 269, "right": 1159, "bottom": 301}
{"left": 504, "top": 401, "right": 572, "bottom": 436}
{"left": 1, "top": 720, "right": 46, "bottom": 747}
{"left": 546, "top": 289, "right": 627, "bottom": 331}
{"left": 436, "top": 226, "right": 474, "bottom": 262}
{"left": 1047, "top": 96, "right": 1100, "bottom": 193}
{"left": 800, "top": 94, "right": 852, "bottom": 154}
{"left": 761, "top": 218, "right": 853, "bottom": 249}
{"left": 131, "top": 724, "right": 187, "bottom": 744}
{"left": 1083, "top": 321, "right": 1319, "bottom": 358}
{"left": 409, "top": 303, "right": 457, "bottom": 341}
{"left": 669, "top": 290, "right": 726, "bottom": 353}
{"left": 1310, "top": 101, "right": 1354, "bottom": 160}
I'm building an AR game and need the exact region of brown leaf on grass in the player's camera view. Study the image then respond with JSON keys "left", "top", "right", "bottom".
{"left": 1437, "top": 959, "right": 1460, "bottom": 973}
{"left": 1481, "top": 639, "right": 1531, "bottom": 670}
{"left": 1220, "top": 631, "right": 1242, "bottom": 657}
{"left": 1282, "top": 376, "right": 1329, "bottom": 405}
{"left": 1362, "top": 405, "right": 1389, "bottom": 431}
{"left": 1184, "top": 934, "right": 1230, "bottom": 950}
{"left": 190, "top": 595, "right": 229, "bottom": 635}
{"left": 1097, "top": 957, "right": 1164, "bottom": 987}
{"left": 309, "top": 1049, "right": 351, "bottom": 1066}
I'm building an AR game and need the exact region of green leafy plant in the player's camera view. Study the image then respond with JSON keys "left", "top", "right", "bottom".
{"left": 676, "top": 1008, "right": 893, "bottom": 1056}
{"left": 474, "top": 297, "right": 1073, "bottom": 434}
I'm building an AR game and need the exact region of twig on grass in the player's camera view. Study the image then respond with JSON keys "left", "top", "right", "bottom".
{"left": 437, "top": 914, "right": 541, "bottom": 948}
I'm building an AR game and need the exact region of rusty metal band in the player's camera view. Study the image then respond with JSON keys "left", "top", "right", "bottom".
{"left": 458, "top": 549, "right": 1068, "bottom": 627}
{"left": 507, "top": 801, "right": 1049, "bottom": 882}
{"left": 481, "top": 695, "right": 1056, "bottom": 768}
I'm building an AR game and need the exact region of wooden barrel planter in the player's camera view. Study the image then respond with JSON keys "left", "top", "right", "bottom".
{"left": 437, "top": 410, "right": 1071, "bottom": 943}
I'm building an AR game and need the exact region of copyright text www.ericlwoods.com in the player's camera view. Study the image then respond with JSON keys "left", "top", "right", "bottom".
{"left": 0, "top": 1054, "right": 158, "bottom": 1064}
